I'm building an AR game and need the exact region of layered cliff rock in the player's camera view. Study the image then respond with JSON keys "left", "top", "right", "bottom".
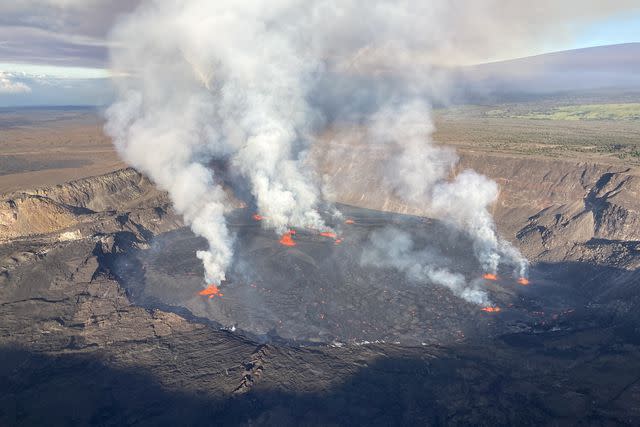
{"left": 314, "top": 137, "right": 640, "bottom": 270}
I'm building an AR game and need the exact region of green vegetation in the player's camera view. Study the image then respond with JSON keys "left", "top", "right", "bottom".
{"left": 486, "top": 103, "right": 640, "bottom": 121}
{"left": 434, "top": 101, "right": 640, "bottom": 165}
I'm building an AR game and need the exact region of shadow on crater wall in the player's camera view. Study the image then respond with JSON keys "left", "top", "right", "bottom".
{"left": 2, "top": 323, "right": 640, "bottom": 427}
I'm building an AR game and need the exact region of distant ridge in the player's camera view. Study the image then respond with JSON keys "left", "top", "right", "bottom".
{"left": 452, "top": 43, "right": 640, "bottom": 102}
{"left": 476, "top": 43, "right": 640, "bottom": 72}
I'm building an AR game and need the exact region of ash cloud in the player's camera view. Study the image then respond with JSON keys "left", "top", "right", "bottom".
{"left": 105, "top": 0, "right": 626, "bottom": 295}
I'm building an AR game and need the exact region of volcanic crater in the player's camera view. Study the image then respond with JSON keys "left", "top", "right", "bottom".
{"left": 114, "top": 204, "right": 583, "bottom": 346}
{"left": 2, "top": 140, "right": 640, "bottom": 425}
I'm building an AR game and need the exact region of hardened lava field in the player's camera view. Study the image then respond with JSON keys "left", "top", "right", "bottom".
{"left": 115, "top": 205, "right": 583, "bottom": 345}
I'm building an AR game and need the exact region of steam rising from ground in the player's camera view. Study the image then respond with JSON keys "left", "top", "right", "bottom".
{"left": 367, "top": 101, "right": 528, "bottom": 276}
{"left": 362, "top": 227, "right": 490, "bottom": 305}
{"left": 105, "top": 0, "right": 614, "bottom": 298}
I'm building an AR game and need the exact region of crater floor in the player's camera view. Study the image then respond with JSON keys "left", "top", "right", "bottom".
{"left": 116, "top": 205, "right": 582, "bottom": 345}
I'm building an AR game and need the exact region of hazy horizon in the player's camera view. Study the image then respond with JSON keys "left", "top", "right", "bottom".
{"left": 1, "top": 0, "right": 639, "bottom": 107}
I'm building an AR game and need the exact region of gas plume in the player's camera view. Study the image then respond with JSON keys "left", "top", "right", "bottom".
{"left": 367, "top": 100, "right": 528, "bottom": 276}
{"left": 362, "top": 227, "right": 490, "bottom": 306}
{"left": 105, "top": 0, "right": 623, "bottom": 294}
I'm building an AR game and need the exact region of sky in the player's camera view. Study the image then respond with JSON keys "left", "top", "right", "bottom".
{"left": 573, "top": 10, "right": 640, "bottom": 51}
{"left": 0, "top": 0, "right": 638, "bottom": 107}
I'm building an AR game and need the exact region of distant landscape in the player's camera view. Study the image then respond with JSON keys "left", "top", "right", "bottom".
{"left": 2, "top": 22, "right": 640, "bottom": 425}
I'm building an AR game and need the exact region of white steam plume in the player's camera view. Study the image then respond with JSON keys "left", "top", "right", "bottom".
{"left": 105, "top": 92, "right": 233, "bottom": 283}
{"left": 106, "top": 1, "right": 329, "bottom": 283}
{"left": 362, "top": 227, "right": 490, "bottom": 306}
{"left": 106, "top": 0, "right": 627, "bottom": 286}
{"left": 367, "top": 101, "right": 528, "bottom": 276}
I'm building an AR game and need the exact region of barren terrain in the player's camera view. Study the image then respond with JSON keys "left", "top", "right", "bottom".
{"left": 0, "top": 107, "right": 125, "bottom": 193}
{"left": 1, "top": 106, "right": 640, "bottom": 425}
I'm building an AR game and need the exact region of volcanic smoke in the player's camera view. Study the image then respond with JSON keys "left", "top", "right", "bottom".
{"left": 102, "top": 0, "right": 611, "bottom": 302}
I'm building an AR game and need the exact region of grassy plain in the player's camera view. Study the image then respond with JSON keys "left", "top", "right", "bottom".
{"left": 485, "top": 103, "right": 640, "bottom": 121}
{"left": 1, "top": 98, "right": 640, "bottom": 196}
{"left": 435, "top": 101, "right": 640, "bottom": 164}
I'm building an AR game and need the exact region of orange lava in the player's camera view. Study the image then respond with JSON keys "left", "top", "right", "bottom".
{"left": 252, "top": 214, "right": 264, "bottom": 221}
{"left": 199, "top": 284, "right": 223, "bottom": 298}
{"left": 319, "top": 231, "right": 337, "bottom": 239}
{"left": 483, "top": 273, "right": 498, "bottom": 281}
{"left": 517, "top": 277, "right": 530, "bottom": 286}
{"left": 279, "top": 231, "right": 297, "bottom": 247}
{"left": 481, "top": 306, "right": 501, "bottom": 313}
{"left": 344, "top": 219, "right": 355, "bottom": 224}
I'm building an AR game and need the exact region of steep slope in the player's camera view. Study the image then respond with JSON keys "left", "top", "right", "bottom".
{"left": 0, "top": 158, "right": 639, "bottom": 424}
{"left": 0, "top": 180, "right": 638, "bottom": 425}
{"left": 315, "top": 137, "right": 640, "bottom": 264}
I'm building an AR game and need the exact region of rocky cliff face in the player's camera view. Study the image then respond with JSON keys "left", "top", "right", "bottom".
{"left": 314, "top": 138, "right": 640, "bottom": 270}
{"left": 1, "top": 148, "right": 637, "bottom": 309}
{"left": 0, "top": 163, "right": 640, "bottom": 426}
{"left": 0, "top": 167, "right": 247, "bottom": 245}
{"left": 0, "top": 168, "right": 174, "bottom": 242}
{"left": 1, "top": 158, "right": 639, "bottom": 425}
{"left": 462, "top": 153, "right": 640, "bottom": 270}
{"left": 3, "top": 149, "right": 638, "bottom": 269}
{"left": 22, "top": 168, "right": 166, "bottom": 212}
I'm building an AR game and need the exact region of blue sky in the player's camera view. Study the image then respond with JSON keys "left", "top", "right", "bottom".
{"left": 0, "top": 1, "right": 638, "bottom": 107}
{"left": 573, "top": 10, "right": 640, "bottom": 50}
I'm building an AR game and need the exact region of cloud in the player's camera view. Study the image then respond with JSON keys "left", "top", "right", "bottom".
{"left": 0, "top": 1, "right": 140, "bottom": 38}
{"left": 0, "top": 1, "right": 141, "bottom": 68}
{"left": 1, "top": 0, "right": 638, "bottom": 74}
{"left": 0, "top": 70, "right": 113, "bottom": 107}
{"left": 0, "top": 72, "right": 31, "bottom": 94}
